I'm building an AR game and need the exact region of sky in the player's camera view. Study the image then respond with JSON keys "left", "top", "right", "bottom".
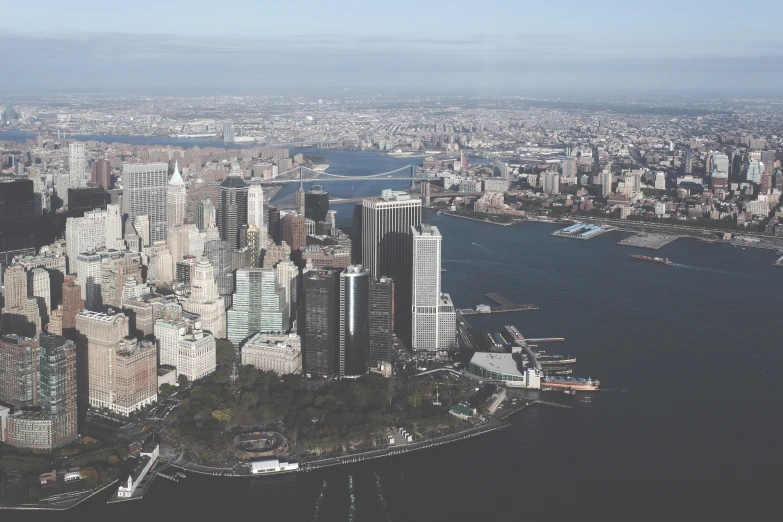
{"left": 2, "top": 0, "right": 783, "bottom": 95}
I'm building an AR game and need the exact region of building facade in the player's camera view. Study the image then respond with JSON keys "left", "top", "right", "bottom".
{"left": 302, "top": 269, "right": 339, "bottom": 377}
{"left": 241, "top": 332, "right": 302, "bottom": 375}
{"left": 123, "top": 163, "right": 169, "bottom": 242}
{"left": 339, "top": 265, "right": 370, "bottom": 378}
{"left": 369, "top": 277, "right": 394, "bottom": 367}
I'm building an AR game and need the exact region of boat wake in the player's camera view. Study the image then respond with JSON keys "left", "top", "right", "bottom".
{"left": 471, "top": 242, "right": 491, "bottom": 253}
{"left": 348, "top": 474, "right": 356, "bottom": 522}
{"left": 671, "top": 263, "right": 759, "bottom": 279}
{"left": 313, "top": 479, "right": 327, "bottom": 521}
{"left": 374, "top": 471, "right": 392, "bottom": 522}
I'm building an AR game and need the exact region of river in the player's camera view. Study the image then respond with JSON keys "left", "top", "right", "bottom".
{"left": 4, "top": 145, "right": 783, "bottom": 521}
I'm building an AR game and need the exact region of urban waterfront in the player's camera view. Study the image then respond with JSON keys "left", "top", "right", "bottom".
{"left": 2, "top": 142, "right": 782, "bottom": 519}
{"left": 5, "top": 177, "right": 783, "bottom": 519}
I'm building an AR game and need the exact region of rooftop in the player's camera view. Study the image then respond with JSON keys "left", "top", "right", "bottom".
{"left": 469, "top": 352, "right": 523, "bottom": 378}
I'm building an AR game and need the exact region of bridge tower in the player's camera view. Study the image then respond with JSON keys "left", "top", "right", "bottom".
{"left": 410, "top": 165, "right": 416, "bottom": 189}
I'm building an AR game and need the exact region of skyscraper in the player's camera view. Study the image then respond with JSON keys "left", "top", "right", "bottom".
{"left": 248, "top": 185, "right": 265, "bottom": 229}
{"left": 123, "top": 163, "right": 169, "bottom": 242}
{"left": 684, "top": 150, "right": 693, "bottom": 174}
{"left": 61, "top": 275, "right": 84, "bottom": 338}
{"left": 197, "top": 197, "right": 216, "bottom": 231}
{"left": 167, "top": 161, "right": 187, "bottom": 228}
{"left": 68, "top": 142, "right": 86, "bottom": 189}
{"left": 268, "top": 206, "right": 281, "bottom": 244}
{"left": 0, "top": 333, "right": 77, "bottom": 449}
{"left": 302, "top": 269, "right": 339, "bottom": 377}
{"left": 369, "top": 277, "right": 394, "bottom": 367}
{"left": 361, "top": 191, "right": 421, "bottom": 343}
{"left": 283, "top": 213, "right": 306, "bottom": 251}
{"left": 0, "top": 334, "right": 40, "bottom": 409}
{"left": 1, "top": 264, "right": 41, "bottom": 337}
{"left": 305, "top": 185, "right": 329, "bottom": 222}
{"left": 67, "top": 187, "right": 107, "bottom": 218}
{"left": 218, "top": 175, "right": 249, "bottom": 249}
{"left": 223, "top": 121, "right": 235, "bottom": 144}
{"left": 204, "top": 240, "right": 234, "bottom": 305}
{"left": 276, "top": 259, "right": 299, "bottom": 325}
{"left": 74, "top": 310, "right": 129, "bottom": 406}
{"left": 351, "top": 203, "right": 363, "bottom": 264}
{"left": 339, "top": 265, "right": 370, "bottom": 378}
{"left": 0, "top": 178, "right": 36, "bottom": 266}
{"left": 599, "top": 169, "right": 613, "bottom": 197}
{"left": 227, "top": 268, "right": 288, "bottom": 346}
{"left": 90, "top": 159, "right": 112, "bottom": 189}
{"left": 411, "top": 225, "right": 455, "bottom": 353}
{"left": 181, "top": 258, "right": 227, "bottom": 339}
{"left": 29, "top": 267, "right": 51, "bottom": 326}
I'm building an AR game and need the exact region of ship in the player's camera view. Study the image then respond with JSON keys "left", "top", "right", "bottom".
{"left": 629, "top": 254, "right": 672, "bottom": 265}
{"left": 542, "top": 375, "right": 600, "bottom": 391}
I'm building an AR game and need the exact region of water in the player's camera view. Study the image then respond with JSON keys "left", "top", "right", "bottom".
{"left": 5, "top": 150, "right": 783, "bottom": 520}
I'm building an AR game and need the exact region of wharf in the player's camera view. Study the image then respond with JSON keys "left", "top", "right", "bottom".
{"left": 617, "top": 233, "right": 678, "bottom": 250}
{"left": 457, "top": 293, "right": 540, "bottom": 315}
{"left": 495, "top": 398, "right": 574, "bottom": 420}
{"left": 551, "top": 222, "right": 612, "bottom": 240}
{"left": 774, "top": 255, "right": 783, "bottom": 267}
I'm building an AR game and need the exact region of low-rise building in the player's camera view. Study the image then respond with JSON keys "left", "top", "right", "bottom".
{"left": 241, "top": 333, "right": 302, "bottom": 375}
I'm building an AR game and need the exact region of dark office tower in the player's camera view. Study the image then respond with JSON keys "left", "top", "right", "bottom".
{"left": 204, "top": 240, "right": 235, "bottom": 306}
{"left": 731, "top": 153, "right": 744, "bottom": 183}
{"left": 268, "top": 206, "right": 281, "bottom": 245}
{"left": 305, "top": 185, "right": 329, "bottom": 222}
{"left": 218, "top": 176, "right": 249, "bottom": 250}
{"left": 351, "top": 203, "right": 363, "bottom": 264}
{"left": 684, "top": 150, "right": 693, "bottom": 175}
{"left": 0, "top": 178, "right": 36, "bottom": 266}
{"left": 283, "top": 214, "right": 306, "bottom": 251}
{"left": 38, "top": 333, "right": 78, "bottom": 447}
{"left": 302, "top": 269, "right": 339, "bottom": 377}
{"left": 238, "top": 224, "right": 249, "bottom": 250}
{"left": 0, "top": 334, "right": 40, "bottom": 409}
{"left": 361, "top": 192, "right": 421, "bottom": 345}
{"left": 90, "top": 159, "right": 112, "bottom": 189}
{"left": 338, "top": 265, "right": 370, "bottom": 378}
{"left": 592, "top": 146, "right": 601, "bottom": 173}
{"left": 369, "top": 277, "right": 394, "bottom": 367}
{"left": 67, "top": 186, "right": 107, "bottom": 217}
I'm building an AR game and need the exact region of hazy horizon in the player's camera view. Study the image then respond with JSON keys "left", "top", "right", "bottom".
{"left": 1, "top": 0, "right": 783, "bottom": 95}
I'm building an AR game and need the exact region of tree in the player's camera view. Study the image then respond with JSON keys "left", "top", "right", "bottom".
{"left": 159, "top": 383, "right": 172, "bottom": 397}
{"left": 178, "top": 374, "right": 189, "bottom": 387}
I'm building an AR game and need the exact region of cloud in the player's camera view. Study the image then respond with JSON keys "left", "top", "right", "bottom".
{"left": 1, "top": 31, "right": 782, "bottom": 93}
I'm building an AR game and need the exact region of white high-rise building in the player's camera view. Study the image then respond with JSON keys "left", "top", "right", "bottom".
{"left": 276, "top": 259, "right": 299, "bottom": 322}
{"left": 654, "top": 172, "right": 666, "bottom": 190}
{"left": 599, "top": 168, "right": 613, "bottom": 197}
{"left": 68, "top": 142, "right": 86, "bottom": 189}
{"left": 248, "top": 185, "right": 264, "bottom": 229}
{"left": 123, "top": 163, "right": 169, "bottom": 242}
{"left": 622, "top": 171, "right": 642, "bottom": 198}
{"left": 65, "top": 210, "right": 109, "bottom": 273}
{"left": 29, "top": 267, "right": 51, "bottom": 321}
{"left": 542, "top": 172, "right": 560, "bottom": 194}
{"left": 167, "top": 161, "right": 187, "bottom": 228}
{"left": 181, "top": 258, "right": 227, "bottom": 339}
{"left": 154, "top": 318, "right": 189, "bottom": 368}
{"left": 134, "top": 215, "right": 150, "bottom": 247}
{"left": 411, "top": 224, "right": 455, "bottom": 353}
{"left": 178, "top": 331, "right": 216, "bottom": 382}
{"left": 747, "top": 161, "right": 763, "bottom": 183}
{"left": 105, "top": 204, "right": 123, "bottom": 250}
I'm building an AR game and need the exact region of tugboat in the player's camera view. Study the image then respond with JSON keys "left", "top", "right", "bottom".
{"left": 629, "top": 254, "right": 672, "bottom": 265}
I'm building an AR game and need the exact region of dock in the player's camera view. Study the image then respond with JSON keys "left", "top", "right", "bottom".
{"left": 617, "top": 232, "right": 678, "bottom": 250}
{"left": 551, "top": 222, "right": 612, "bottom": 240}
{"left": 455, "top": 293, "right": 541, "bottom": 315}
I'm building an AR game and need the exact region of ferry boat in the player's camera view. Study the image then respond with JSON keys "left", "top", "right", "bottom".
{"left": 542, "top": 375, "right": 600, "bottom": 391}
{"left": 629, "top": 254, "right": 672, "bottom": 265}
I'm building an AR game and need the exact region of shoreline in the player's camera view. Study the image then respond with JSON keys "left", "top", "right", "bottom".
{"left": 170, "top": 418, "right": 511, "bottom": 480}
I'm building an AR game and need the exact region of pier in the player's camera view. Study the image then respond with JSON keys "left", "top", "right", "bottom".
{"left": 552, "top": 222, "right": 612, "bottom": 240}
{"left": 457, "top": 293, "right": 540, "bottom": 315}
{"left": 618, "top": 233, "right": 678, "bottom": 250}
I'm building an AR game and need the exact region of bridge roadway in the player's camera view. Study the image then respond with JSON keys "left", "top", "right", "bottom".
{"left": 274, "top": 191, "right": 484, "bottom": 209}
